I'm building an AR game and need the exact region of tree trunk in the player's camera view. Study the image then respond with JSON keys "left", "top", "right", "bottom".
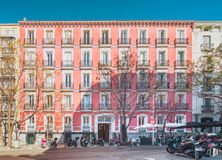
{"left": 0, "top": 121, "right": 4, "bottom": 146}
{"left": 7, "top": 123, "right": 12, "bottom": 148}
{"left": 120, "top": 124, "right": 128, "bottom": 144}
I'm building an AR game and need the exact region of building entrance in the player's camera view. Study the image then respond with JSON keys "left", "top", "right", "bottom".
{"left": 98, "top": 124, "right": 110, "bottom": 142}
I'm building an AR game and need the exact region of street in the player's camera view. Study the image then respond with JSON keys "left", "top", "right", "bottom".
{"left": 0, "top": 145, "right": 222, "bottom": 160}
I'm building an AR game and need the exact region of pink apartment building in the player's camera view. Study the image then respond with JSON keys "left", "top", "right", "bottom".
{"left": 19, "top": 20, "right": 193, "bottom": 144}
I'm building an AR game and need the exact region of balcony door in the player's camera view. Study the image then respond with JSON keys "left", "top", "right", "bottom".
{"left": 102, "top": 30, "right": 109, "bottom": 44}
{"left": 139, "top": 51, "right": 147, "bottom": 64}
{"left": 203, "top": 35, "right": 211, "bottom": 45}
{"left": 177, "top": 29, "right": 185, "bottom": 39}
{"left": 64, "top": 51, "right": 72, "bottom": 65}
{"left": 158, "top": 29, "right": 166, "bottom": 39}
{"left": 27, "top": 73, "right": 35, "bottom": 86}
{"left": 27, "top": 30, "right": 35, "bottom": 43}
{"left": 102, "top": 51, "right": 109, "bottom": 65}
{"left": 158, "top": 51, "right": 165, "bottom": 65}
{"left": 64, "top": 95, "right": 71, "bottom": 108}
{"left": 83, "top": 51, "right": 90, "bottom": 66}
{"left": 121, "top": 30, "right": 128, "bottom": 43}
{"left": 101, "top": 95, "right": 109, "bottom": 108}
{"left": 65, "top": 74, "right": 71, "bottom": 88}
{"left": 46, "top": 95, "right": 53, "bottom": 109}
{"left": 28, "top": 95, "right": 35, "bottom": 106}
{"left": 46, "top": 51, "right": 53, "bottom": 66}
{"left": 83, "top": 74, "right": 90, "bottom": 88}
{"left": 83, "top": 31, "right": 90, "bottom": 44}
{"left": 83, "top": 95, "right": 90, "bottom": 109}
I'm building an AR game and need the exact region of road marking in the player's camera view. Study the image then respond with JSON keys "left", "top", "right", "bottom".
{"left": 145, "top": 158, "right": 155, "bottom": 160}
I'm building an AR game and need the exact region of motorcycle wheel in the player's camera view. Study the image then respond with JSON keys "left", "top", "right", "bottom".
{"left": 166, "top": 147, "right": 175, "bottom": 154}
{"left": 41, "top": 144, "right": 46, "bottom": 148}
{"left": 100, "top": 142, "right": 104, "bottom": 146}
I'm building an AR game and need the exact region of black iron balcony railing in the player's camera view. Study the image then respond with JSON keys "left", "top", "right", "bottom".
{"left": 25, "top": 60, "right": 36, "bottom": 67}
{"left": 175, "top": 60, "right": 187, "bottom": 67}
{"left": 100, "top": 82, "right": 111, "bottom": 89}
{"left": 80, "top": 103, "right": 92, "bottom": 110}
{"left": 43, "top": 60, "right": 55, "bottom": 67}
{"left": 43, "top": 104, "right": 54, "bottom": 111}
{"left": 137, "top": 82, "right": 150, "bottom": 89}
{"left": 156, "top": 60, "right": 169, "bottom": 67}
{"left": 201, "top": 105, "right": 214, "bottom": 113}
{"left": 25, "top": 82, "right": 36, "bottom": 89}
{"left": 156, "top": 38, "right": 169, "bottom": 44}
{"left": 136, "top": 38, "right": 150, "bottom": 45}
{"left": 61, "top": 83, "right": 73, "bottom": 89}
{"left": 99, "top": 60, "right": 111, "bottom": 68}
{"left": 100, "top": 103, "right": 111, "bottom": 110}
{"left": 118, "top": 38, "right": 131, "bottom": 45}
{"left": 119, "top": 83, "right": 131, "bottom": 89}
{"left": 156, "top": 81, "right": 170, "bottom": 89}
{"left": 137, "top": 104, "right": 149, "bottom": 110}
{"left": 201, "top": 43, "right": 214, "bottom": 51}
{"left": 24, "top": 104, "right": 36, "bottom": 110}
{"left": 80, "top": 60, "right": 92, "bottom": 67}
{"left": 62, "top": 38, "right": 73, "bottom": 45}
{"left": 175, "top": 103, "right": 188, "bottom": 110}
{"left": 79, "top": 84, "right": 91, "bottom": 90}
{"left": 62, "top": 60, "right": 73, "bottom": 67}
{"left": 156, "top": 103, "right": 168, "bottom": 110}
{"left": 24, "top": 38, "right": 37, "bottom": 45}
{"left": 175, "top": 82, "right": 189, "bottom": 89}
{"left": 137, "top": 60, "right": 150, "bottom": 67}
{"left": 118, "top": 60, "right": 130, "bottom": 68}
{"left": 43, "top": 38, "right": 55, "bottom": 45}
{"left": 44, "top": 82, "right": 54, "bottom": 89}
{"left": 80, "top": 38, "right": 92, "bottom": 45}
{"left": 175, "top": 38, "right": 188, "bottom": 45}
{"left": 62, "top": 104, "right": 73, "bottom": 110}
{"left": 99, "top": 38, "right": 111, "bottom": 45}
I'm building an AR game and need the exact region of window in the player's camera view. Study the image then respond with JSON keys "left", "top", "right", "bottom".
{"left": 177, "top": 51, "right": 185, "bottom": 66}
{"left": 83, "top": 51, "right": 90, "bottom": 66}
{"left": 64, "top": 30, "right": 72, "bottom": 39}
{"left": 158, "top": 29, "right": 166, "bottom": 39}
{"left": 101, "top": 51, "right": 109, "bottom": 65}
{"left": 177, "top": 29, "right": 185, "bottom": 39}
{"left": 138, "top": 116, "right": 147, "bottom": 126}
{"left": 83, "top": 95, "right": 90, "bottom": 109}
{"left": 64, "top": 116, "right": 72, "bottom": 124}
{"left": 29, "top": 117, "right": 35, "bottom": 124}
{"left": 139, "top": 51, "right": 147, "bottom": 64}
{"left": 27, "top": 73, "right": 35, "bottom": 85}
{"left": 157, "top": 73, "right": 167, "bottom": 82}
{"left": 158, "top": 51, "right": 166, "bottom": 65}
{"left": 120, "top": 51, "right": 129, "bottom": 66}
{"left": 83, "top": 30, "right": 90, "bottom": 44}
{"left": 45, "top": 73, "right": 53, "bottom": 88}
{"left": 27, "top": 30, "right": 35, "bottom": 44}
{"left": 203, "top": 77, "right": 213, "bottom": 91}
{"left": 45, "top": 30, "right": 53, "bottom": 39}
{"left": 157, "top": 115, "right": 165, "bottom": 125}
{"left": 64, "top": 95, "right": 71, "bottom": 108}
{"left": 203, "top": 98, "right": 211, "bottom": 106}
{"left": 83, "top": 74, "right": 90, "bottom": 87}
{"left": 176, "top": 73, "right": 186, "bottom": 82}
{"left": 82, "top": 115, "right": 90, "bottom": 132}
{"left": 46, "top": 95, "right": 53, "bottom": 108}
{"left": 65, "top": 73, "right": 71, "bottom": 88}
{"left": 28, "top": 95, "right": 34, "bottom": 106}
{"left": 101, "top": 94, "right": 109, "bottom": 109}
{"left": 101, "top": 30, "right": 109, "bottom": 44}
{"left": 46, "top": 51, "right": 53, "bottom": 66}
{"left": 138, "top": 94, "right": 147, "bottom": 108}
{"left": 176, "top": 115, "right": 185, "bottom": 124}
{"left": 158, "top": 94, "right": 165, "bottom": 106}
{"left": 119, "top": 73, "right": 130, "bottom": 88}
{"left": 177, "top": 94, "right": 185, "bottom": 104}
{"left": 46, "top": 116, "right": 53, "bottom": 125}
{"left": 203, "top": 35, "right": 211, "bottom": 45}
{"left": 64, "top": 51, "right": 72, "bottom": 60}
{"left": 120, "top": 30, "right": 128, "bottom": 44}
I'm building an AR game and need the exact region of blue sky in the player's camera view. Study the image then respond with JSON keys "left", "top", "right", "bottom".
{"left": 0, "top": 0, "right": 221, "bottom": 23}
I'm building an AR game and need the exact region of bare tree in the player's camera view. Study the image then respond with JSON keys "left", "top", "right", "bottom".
{"left": 193, "top": 43, "right": 222, "bottom": 119}
{"left": 99, "top": 49, "right": 157, "bottom": 143}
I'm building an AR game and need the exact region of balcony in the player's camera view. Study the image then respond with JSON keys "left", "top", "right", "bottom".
{"left": 61, "top": 38, "right": 74, "bottom": 45}
{"left": 136, "top": 38, "right": 150, "bottom": 46}
{"left": 118, "top": 38, "right": 131, "bottom": 47}
{"left": 137, "top": 104, "right": 149, "bottom": 110}
{"left": 118, "top": 60, "right": 130, "bottom": 68}
{"left": 100, "top": 82, "right": 111, "bottom": 90}
{"left": 100, "top": 103, "right": 111, "bottom": 110}
{"left": 156, "top": 103, "right": 168, "bottom": 110}
{"left": 201, "top": 105, "right": 214, "bottom": 113}
{"left": 62, "top": 104, "right": 73, "bottom": 111}
{"left": 43, "top": 82, "right": 54, "bottom": 90}
{"left": 156, "top": 60, "right": 169, "bottom": 67}
{"left": 61, "top": 60, "right": 73, "bottom": 68}
{"left": 99, "top": 60, "right": 111, "bottom": 69}
{"left": 27, "top": 125, "right": 36, "bottom": 133}
{"left": 99, "top": 38, "right": 111, "bottom": 47}
{"left": 43, "top": 38, "right": 55, "bottom": 45}
{"left": 25, "top": 60, "right": 36, "bottom": 68}
{"left": 156, "top": 38, "right": 169, "bottom": 46}
{"left": 61, "top": 83, "right": 73, "bottom": 91}
{"left": 45, "top": 124, "right": 53, "bottom": 132}
{"left": 43, "top": 60, "right": 55, "bottom": 68}
{"left": 79, "top": 84, "right": 92, "bottom": 91}
{"left": 175, "top": 82, "right": 189, "bottom": 90}
{"left": 175, "top": 60, "right": 187, "bottom": 67}
{"left": 175, "top": 38, "right": 188, "bottom": 46}
{"left": 43, "top": 104, "right": 54, "bottom": 111}
{"left": 24, "top": 82, "right": 36, "bottom": 90}
{"left": 80, "top": 38, "right": 92, "bottom": 47}
{"left": 201, "top": 43, "right": 214, "bottom": 51}
{"left": 1, "top": 47, "right": 14, "bottom": 55}
{"left": 80, "top": 103, "right": 92, "bottom": 111}
{"left": 24, "top": 38, "right": 36, "bottom": 45}
{"left": 80, "top": 60, "right": 92, "bottom": 69}
{"left": 24, "top": 104, "right": 36, "bottom": 111}
{"left": 137, "top": 60, "right": 150, "bottom": 68}
{"left": 64, "top": 124, "right": 72, "bottom": 132}
{"left": 137, "top": 82, "right": 150, "bottom": 90}
{"left": 156, "top": 81, "right": 170, "bottom": 89}
{"left": 175, "top": 103, "right": 188, "bottom": 110}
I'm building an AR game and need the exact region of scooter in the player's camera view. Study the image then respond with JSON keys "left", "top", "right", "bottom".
{"left": 166, "top": 136, "right": 203, "bottom": 159}
{"left": 80, "top": 135, "right": 88, "bottom": 147}
{"left": 109, "top": 137, "right": 121, "bottom": 146}
{"left": 41, "top": 138, "right": 47, "bottom": 148}
{"left": 65, "top": 137, "right": 79, "bottom": 148}
{"left": 50, "top": 138, "right": 58, "bottom": 148}
{"left": 90, "top": 138, "right": 105, "bottom": 146}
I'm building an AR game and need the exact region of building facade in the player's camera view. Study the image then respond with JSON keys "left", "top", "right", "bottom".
{"left": 19, "top": 20, "right": 193, "bottom": 144}
{"left": 192, "top": 22, "right": 222, "bottom": 131}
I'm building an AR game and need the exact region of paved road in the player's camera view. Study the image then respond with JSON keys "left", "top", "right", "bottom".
{"left": 0, "top": 145, "right": 221, "bottom": 160}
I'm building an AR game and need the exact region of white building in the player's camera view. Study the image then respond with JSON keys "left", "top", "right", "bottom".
{"left": 192, "top": 21, "right": 222, "bottom": 132}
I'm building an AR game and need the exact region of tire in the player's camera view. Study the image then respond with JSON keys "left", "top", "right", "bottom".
{"left": 166, "top": 147, "right": 175, "bottom": 154}
{"left": 100, "top": 142, "right": 104, "bottom": 146}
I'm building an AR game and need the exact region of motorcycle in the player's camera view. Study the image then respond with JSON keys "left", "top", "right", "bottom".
{"left": 65, "top": 137, "right": 79, "bottom": 148}
{"left": 41, "top": 137, "right": 58, "bottom": 149}
{"left": 80, "top": 135, "right": 88, "bottom": 147}
{"left": 50, "top": 137, "right": 58, "bottom": 148}
{"left": 166, "top": 136, "right": 203, "bottom": 159}
{"left": 109, "top": 137, "right": 121, "bottom": 146}
{"left": 90, "top": 138, "right": 105, "bottom": 146}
